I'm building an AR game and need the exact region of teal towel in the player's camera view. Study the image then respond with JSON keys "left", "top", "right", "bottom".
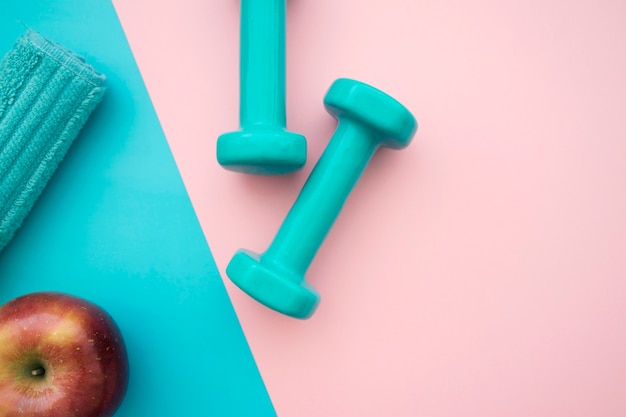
{"left": 0, "top": 30, "right": 106, "bottom": 252}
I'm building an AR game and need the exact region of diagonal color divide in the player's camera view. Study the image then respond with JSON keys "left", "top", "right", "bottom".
{"left": 0, "top": 0, "right": 276, "bottom": 415}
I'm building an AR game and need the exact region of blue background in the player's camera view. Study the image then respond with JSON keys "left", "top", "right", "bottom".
{"left": 0, "top": 1, "right": 276, "bottom": 415}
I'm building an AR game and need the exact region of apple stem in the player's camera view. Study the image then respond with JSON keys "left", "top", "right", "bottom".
{"left": 31, "top": 368, "right": 45, "bottom": 377}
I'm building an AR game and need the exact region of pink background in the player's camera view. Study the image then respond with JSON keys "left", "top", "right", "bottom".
{"left": 112, "top": 1, "right": 626, "bottom": 415}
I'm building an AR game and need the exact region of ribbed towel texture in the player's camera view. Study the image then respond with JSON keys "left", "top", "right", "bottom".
{"left": 0, "top": 30, "right": 106, "bottom": 252}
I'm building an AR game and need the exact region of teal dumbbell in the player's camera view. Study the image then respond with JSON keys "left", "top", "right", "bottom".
{"left": 226, "top": 78, "right": 418, "bottom": 318}
{"left": 217, "top": 0, "right": 306, "bottom": 175}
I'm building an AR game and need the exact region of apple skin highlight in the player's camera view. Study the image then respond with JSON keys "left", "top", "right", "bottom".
{"left": 0, "top": 292, "right": 129, "bottom": 417}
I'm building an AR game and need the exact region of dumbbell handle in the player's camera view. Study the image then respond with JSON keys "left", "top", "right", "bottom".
{"left": 240, "top": 0, "right": 286, "bottom": 128}
{"left": 264, "top": 122, "right": 378, "bottom": 274}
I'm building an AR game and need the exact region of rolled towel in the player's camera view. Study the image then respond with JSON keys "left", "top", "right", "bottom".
{"left": 0, "top": 30, "right": 106, "bottom": 252}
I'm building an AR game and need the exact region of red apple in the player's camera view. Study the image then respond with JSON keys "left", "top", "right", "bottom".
{"left": 0, "top": 292, "right": 129, "bottom": 417}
